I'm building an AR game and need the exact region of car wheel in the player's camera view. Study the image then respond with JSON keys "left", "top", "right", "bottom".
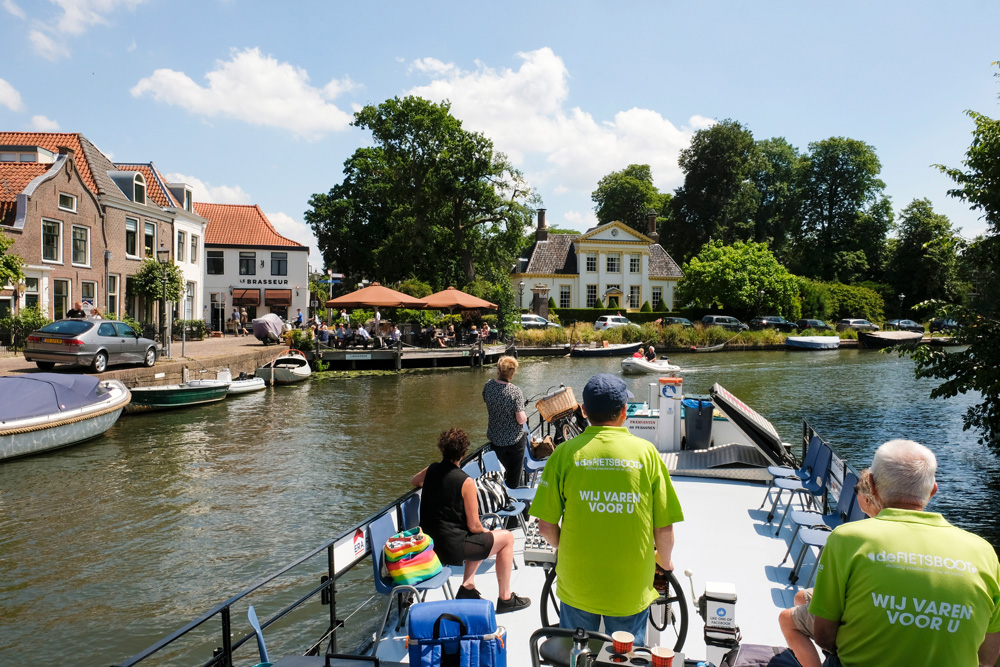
{"left": 36, "top": 361, "right": 55, "bottom": 371}
{"left": 143, "top": 347, "right": 157, "bottom": 367}
{"left": 91, "top": 351, "right": 108, "bottom": 373}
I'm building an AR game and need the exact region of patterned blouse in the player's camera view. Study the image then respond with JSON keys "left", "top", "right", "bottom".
{"left": 482, "top": 379, "right": 526, "bottom": 449}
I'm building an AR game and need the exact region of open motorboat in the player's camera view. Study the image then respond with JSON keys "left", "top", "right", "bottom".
{"left": 569, "top": 341, "right": 642, "bottom": 358}
{"left": 785, "top": 335, "right": 841, "bottom": 351}
{"left": 0, "top": 374, "right": 130, "bottom": 461}
{"left": 621, "top": 356, "right": 681, "bottom": 374}
{"left": 255, "top": 349, "right": 312, "bottom": 385}
{"left": 125, "top": 382, "right": 230, "bottom": 414}
{"left": 186, "top": 368, "right": 266, "bottom": 395}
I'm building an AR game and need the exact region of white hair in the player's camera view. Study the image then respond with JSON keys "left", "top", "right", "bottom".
{"left": 870, "top": 439, "right": 937, "bottom": 507}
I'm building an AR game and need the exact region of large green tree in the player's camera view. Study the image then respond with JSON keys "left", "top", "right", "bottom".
{"left": 886, "top": 199, "right": 966, "bottom": 308}
{"left": 675, "top": 240, "right": 800, "bottom": 320}
{"left": 305, "top": 96, "right": 536, "bottom": 290}
{"left": 666, "top": 120, "right": 763, "bottom": 264}
{"left": 793, "top": 137, "right": 893, "bottom": 283}
{"left": 750, "top": 137, "right": 803, "bottom": 263}
{"left": 591, "top": 164, "right": 668, "bottom": 235}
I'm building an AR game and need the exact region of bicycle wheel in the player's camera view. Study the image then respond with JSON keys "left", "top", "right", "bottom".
{"left": 539, "top": 566, "right": 560, "bottom": 627}
{"left": 555, "top": 417, "right": 582, "bottom": 444}
{"left": 650, "top": 571, "right": 689, "bottom": 651}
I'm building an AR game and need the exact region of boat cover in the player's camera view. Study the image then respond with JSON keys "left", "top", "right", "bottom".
{"left": 710, "top": 383, "right": 795, "bottom": 467}
{"left": 0, "top": 374, "right": 105, "bottom": 422}
{"left": 252, "top": 313, "right": 284, "bottom": 342}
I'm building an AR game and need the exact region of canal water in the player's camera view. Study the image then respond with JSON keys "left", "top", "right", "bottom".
{"left": 1, "top": 350, "right": 998, "bottom": 665}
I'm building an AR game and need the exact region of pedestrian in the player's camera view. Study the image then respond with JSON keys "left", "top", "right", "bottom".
{"left": 295, "top": 308, "right": 304, "bottom": 329}
{"left": 340, "top": 309, "right": 349, "bottom": 324}
{"left": 66, "top": 301, "right": 86, "bottom": 318}
{"left": 239, "top": 308, "right": 249, "bottom": 336}
{"left": 230, "top": 307, "right": 241, "bottom": 335}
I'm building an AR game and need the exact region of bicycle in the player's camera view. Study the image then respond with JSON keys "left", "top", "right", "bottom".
{"left": 528, "top": 384, "right": 588, "bottom": 445}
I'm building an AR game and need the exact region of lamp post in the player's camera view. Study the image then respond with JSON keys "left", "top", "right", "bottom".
{"left": 898, "top": 293, "right": 905, "bottom": 327}
{"left": 179, "top": 284, "right": 187, "bottom": 358}
{"left": 518, "top": 280, "right": 525, "bottom": 311}
{"left": 156, "top": 243, "right": 171, "bottom": 358}
{"left": 758, "top": 289, "right": 765, "bottom": 319}
{"left": 327, "top": 268, "right": 334, "bottom": 322}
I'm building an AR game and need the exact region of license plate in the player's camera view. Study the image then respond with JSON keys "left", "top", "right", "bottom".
{"left": 44, "top": 338, "right": 62, "bottom": 344}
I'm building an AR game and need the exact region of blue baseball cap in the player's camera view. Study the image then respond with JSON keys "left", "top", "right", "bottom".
{"left": 582, "top": 374, "right": 634, "bottom": 414}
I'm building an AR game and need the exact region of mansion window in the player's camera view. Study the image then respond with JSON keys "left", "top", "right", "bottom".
{"left": 630, "top": 253, "right": 641, "bottom": 273}
{"left": 559, "top": 285, "right": 571, "bottom": 309}
{"left": 606, "top": 253, "right": 621, "bottom": 273}
{"left": 586, "top": 284, "right": 597, "bottom": 308}
{"left": 144, "top": 222, "right": 156, "bottom": 258}
{"left": 652, "top": 287, "right": 663, "bottom": 310}
{"left": 271, "top": 252, "right": 288, "bottom": 276}
{"left": 72, "top": 225, "right": 89, "bottom": 265}
{"left": 125, "top": 218, "right": 138, "bottom": 257}
{"left": 42, "top": 219, "right": 61, "bottom": 262}
{"left": 239, "top": 251, "right": 256, "bottom": 275}
{"left": 206, "top": 250, "right": 224, "bottom": 275}
{"left": 586, "top": 252, "right": 597, "bottom": 272}
{"left": 58, "top": 193, "right": 77, "bottom": 213}
{"left": 629, "top": 286, "right": 641, "bottom": 309}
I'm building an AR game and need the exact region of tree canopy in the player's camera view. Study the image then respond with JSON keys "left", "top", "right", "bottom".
{"left": 305, "top": 96, "right": 537, "bottom": 291}
{"left": 131, "top": 258, "right": 184, "bottom": 302}
{"left": 591, "top": 164, "right": 668, "bottom": 235}
{"left": 885, "top": 199, "right": 966, "bottom": 308}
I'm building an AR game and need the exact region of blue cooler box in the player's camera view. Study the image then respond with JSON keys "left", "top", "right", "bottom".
{"left": 407, "top": 598, "right": 507, "bottom": 667}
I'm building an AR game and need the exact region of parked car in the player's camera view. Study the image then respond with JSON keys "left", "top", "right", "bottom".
{"left": 887, "top": 319, "right": 925, "bottom": 334}
{"left": 795, "top": 318, "right": 834, "bottom": 332}
{"left": 748, "top": 315, "right": 797, "bottom": 333}
{"left": 700, "top": 315, "right": 749, "bottom": 332}
{"left": 24, "top": 319, "right": 158, "bottom": 372}
{"left": 929, "top": 318, "right": 960, "bottom": 333}
{"left": 659, "top": 316, "right": 694, "bottom": 328}
{"left": 520, "top": 314, "right": 561, "bottom": 329}
{"left": 594, "top": 315, "right": 640, "bottom": 331}
{"left": 836, "top": 318, "right": 880, "bottom": 332}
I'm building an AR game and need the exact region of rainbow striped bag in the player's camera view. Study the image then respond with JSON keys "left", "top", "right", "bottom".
{"left": 383, "top": 528, "right": 443, "bottom": 585}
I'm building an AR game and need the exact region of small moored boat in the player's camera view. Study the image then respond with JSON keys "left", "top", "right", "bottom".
{"left": 0, "top": 374, "right": 130, "bottom": 461}
{"left": 621, "top": 356, "right": 681, "bottom": 374}
{"left": 785, "top": 335, "right": 841, "bottom": 351}
{"left": 125, "top": 383, "right": 230, "bottom": 414}
{"left": 569, "top": 341, "right": 642, "bottom": 358}
{"left": 255, "top": 349, "right": 312, "bottom": 385}
{"left": 187, "top": 369, "right": 266, "bottom": 395}
{"left": 857, "top": 330, "right": 923, "bottom": 350}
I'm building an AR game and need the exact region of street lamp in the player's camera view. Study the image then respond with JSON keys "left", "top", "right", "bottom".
{"left": 179, "top": 283, "right": 187, "bottom": 358}
{"left": 518, "top": 280, "right": 525, "bottom": 311}
{"left": 327, "top": 268, "right": 334, "bottom": 322}
{"left": 156, "top": 243, "right": 171, "bottom": 358}
{"left": 758, "top": 289, "right": 765, "bottom": 318}
{"left": 898, "top": 293, "right": 905, "bottom": 326}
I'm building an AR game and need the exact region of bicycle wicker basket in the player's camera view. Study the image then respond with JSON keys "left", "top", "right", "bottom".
{"left": 536, "top": 386, "right": 578, "bottom": 423}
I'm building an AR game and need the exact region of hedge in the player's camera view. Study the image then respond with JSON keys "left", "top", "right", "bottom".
{"left": 551, "top": 308, "right": 691, "bottom": 325}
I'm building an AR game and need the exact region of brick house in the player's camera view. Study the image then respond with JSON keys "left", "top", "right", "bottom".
{"left": 193, "top": 203, "right": 309, "bottom": 331}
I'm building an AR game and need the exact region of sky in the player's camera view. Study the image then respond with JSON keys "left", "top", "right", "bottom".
{"left": 1, "top": 0, "right": 998, "bottom": 271}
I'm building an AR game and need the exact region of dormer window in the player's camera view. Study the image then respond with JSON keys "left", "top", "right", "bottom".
{"left": 134, "top": 173, "right": 146, "bottom": 205}
{"left": 183, "top": 189, "right": 192, "bottom": 212}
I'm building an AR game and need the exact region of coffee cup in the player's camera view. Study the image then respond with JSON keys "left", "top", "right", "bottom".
{"left": 611, "top": 631, "right": 634, "bottom": 654}
{"left": 651, "top": 646, "right": 674, "bottom": 666}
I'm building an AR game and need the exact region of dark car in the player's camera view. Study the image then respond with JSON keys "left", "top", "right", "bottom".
{"left": 659, "top": 316, "right": 694, "bottom": 328}
{"left": 748, "top": 315, "right": 797, "bottom": 333}
{"left": 836, "top": 318, "right": 880, "bottom": 332}
{"left": 795, "top": 318, "right": 834, "bottom": 332}
{"left": 701, "top": 315, "right": 749, "bottom": 332}
{"left": 929, "top": 318, "right": 960, "bottom": 333}
{"left": 24, "top": 318, "right": 158, "bottom": 372}
{"left": 887, "top": 319, "right": 925, "bottom": 334}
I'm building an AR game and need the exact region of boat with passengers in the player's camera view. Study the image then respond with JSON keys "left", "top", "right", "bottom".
{"left": 114, "top": 374, "right": 866, "bottom": 667}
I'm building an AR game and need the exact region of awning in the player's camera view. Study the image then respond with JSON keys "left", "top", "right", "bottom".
{"left": 232, "top": 288, "right": 260, "bottom": 306}
{"left": 264, "top": 289, "right": 293, "bottom": 307}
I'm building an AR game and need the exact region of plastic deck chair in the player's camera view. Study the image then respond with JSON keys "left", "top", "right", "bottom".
{"left": 368, "top": 512, "right": 454, "bottom": 654}
{"left": 482, "top": 449, "right": 536, "bottom": 502}
{"left": 247, "top": 605, "right": 269, "bottom": 665}
{"left": 788, "top": 490, "right": 868, "bottom": 586}
{"left": 758, "top": 435, "right": 824, "bottom": 511}
{"left": 768, "top": 442, "right": 833, "bottom": 527}
{"left": 523, "top": 424, "right": 547, "bottom": 486}
{"left": 779, "top": 471, "right": 859, "bottom": 566}
{"left": 463, "top": 458, "right": 529, "bottom": 539}
{"left": 400, "top": 493, "right": 421, "bottom": 531}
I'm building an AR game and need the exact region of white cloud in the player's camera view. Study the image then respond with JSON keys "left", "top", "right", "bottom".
{"left": 51, "top": 0, "right": 145, "bottom": 36}
{"left": 29, "top": 115, "right": 60, "bottom": 131}
{"left": 265, "top": 211, "right": 322, "bottom": 268}
{"left": 165, "top": 172, "right": 251, "bottom": 205}
{"left": 0, "top": 78, "right": 24, "bottom": 111}
{"left": 127, "top": 40, "right": 136, "bottom": 52}
{"left": 405, "top": 47, "right": 704, "bottom": 208}
{"left": 29, "top": 29, "right": 70, "bottom": 61}
{"left": 3, "top": 0, "right": 26, "bottom": 19}
{"left": 132, "top": 48, "right": 355, "bottom": 139}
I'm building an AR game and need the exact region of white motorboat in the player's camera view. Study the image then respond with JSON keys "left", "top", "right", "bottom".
{"left": 785, "top": 335, "right": 841, "bottom": 350}
{"left": 187, "top": 368, "right": 266, "bottom": 394}
{"left": 0, "top": 374, "right": 130, "bottom": 461}
{"left": 255, "top": 349, "right": 312, "bottom": 385}
{"left": 621, "top": 356, "right": 681, "bottom": 374}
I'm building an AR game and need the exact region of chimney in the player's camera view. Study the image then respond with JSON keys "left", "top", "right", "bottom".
{"left": 57, "top": 146, "right": 74, "bottom": 156}
{"left": 536, "top": 208, "right": 548, "bottom": 242}
{"left": 646, "top": 209, "right": 659, "bottom": 242}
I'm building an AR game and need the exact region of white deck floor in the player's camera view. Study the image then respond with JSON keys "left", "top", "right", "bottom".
{"left": 374, "top": 472, "right": 812, "bottom": 664}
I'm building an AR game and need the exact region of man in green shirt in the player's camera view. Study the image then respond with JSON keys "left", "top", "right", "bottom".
{"left": 810, "top": 439, "right": 1000, "bottom": 667}
{"left": 530, "top": 374, "right": 684, "bottom": 645}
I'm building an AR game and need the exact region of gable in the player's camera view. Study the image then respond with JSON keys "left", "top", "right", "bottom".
{"left": 577, "top": 221, "right": 652, "bottom": 245}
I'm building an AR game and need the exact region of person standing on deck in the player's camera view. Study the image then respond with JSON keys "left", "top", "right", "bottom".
{"left": 531, "top": 374, "right": 684, "bottom": 645}
{"left": 810, "top": 439, "right": 1000, "bottom": 667}
{"left": 482, "top": 356, "right": 528, "bottom": 489}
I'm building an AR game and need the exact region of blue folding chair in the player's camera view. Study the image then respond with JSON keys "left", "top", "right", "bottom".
{"left": 247, "top": 605, "right": 269, "bottom": 665}
{"left": 368, "top": 512, "right": 454, "bottom": 654}
{"left": 758, "top": 435, "right": 824, "bottom": 511}
{"left": 400, "top": 493, "right": 421, "bottom": 531}
{"left": 482, "top": 449, "right": 536, "bottom": 502}
{"left": 767, "top": 441, "right": 833, "bottom": 526}
{"left": 779, "top": 470, "right": 858, "bottom": 566}
{"left": 788, "top": 486, "right": 870, "bottom": 586}
{"left": 463, "top": 458, "right": 529, "bottom": 538}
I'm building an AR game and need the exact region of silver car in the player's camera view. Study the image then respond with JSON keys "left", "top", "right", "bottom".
{"left": 25, "top": 319, "right": 158, "bottom": 372}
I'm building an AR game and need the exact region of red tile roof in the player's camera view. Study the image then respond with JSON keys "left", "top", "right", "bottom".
{"left": 0, "top": 132, "right": 96, "bottom": 193}
{"left": 194, "top": 203, "right": 305, "bottom": 248}
{"left": 114, "top": 163, "right": 179, "bottom": 208}
{"left": 0, "top": 162, "right": 51, "bottom": 223}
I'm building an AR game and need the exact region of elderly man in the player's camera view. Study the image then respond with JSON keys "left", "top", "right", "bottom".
{"left": 530, "top": 374, "right": 684, "bottom": 645}
{"left": 810, "top": 439, "right": 1000, "bottom": 667}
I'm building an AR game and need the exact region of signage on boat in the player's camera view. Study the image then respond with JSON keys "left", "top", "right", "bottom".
{"left": 352, "top": 528, "right": 365, "bottom": 556}
{"left": 625, "top": 418, "right": 657, "bottom": 445}
{"left": 331, "top": 525, "right": 370, "bottom": 577}
{"left": 346, "top": 353, "right": 371, "bottom": 360}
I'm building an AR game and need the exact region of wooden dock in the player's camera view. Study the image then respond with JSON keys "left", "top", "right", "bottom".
{"left": 306, "top": 343, "right": 508, "bottom": 371}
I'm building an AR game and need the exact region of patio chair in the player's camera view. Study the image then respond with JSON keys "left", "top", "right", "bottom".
{"left": 758, "top": 434, "right": 824, "bottom": 511}
{"left": 367, "top": 512, "right": 454, "bottom": 654}
{"left": 779, "top": 470, "right": 858, "bottom": 567}
{"left": 766, "top": 440, "right": 833, "bottom": 526}
{"left": 482, "top": 448, "right": 535, "bottom": 502}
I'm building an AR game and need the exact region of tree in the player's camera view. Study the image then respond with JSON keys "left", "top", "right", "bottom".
{"left": 0, "top": 231, "right": 24, "bottom": 292}
{"left": 666, "top": 120, "right": 763, "bottom": 264}
{"left": 750, "top": 137, "right": 802, "bottom": 263}
{"left": 131, "top": 259, "right": 184, "bottom": 302}
{"left": 675, "top": 240, "right": 800, "bottom": 319}
{"left": 591, "top": 164, "right": 667, "bottom": 235}
{"left": 912, "top": 81, "right": 1000, "bottom": 451}
{"left": 886, "top": 199, "right": 966, "bottom": 307}
{"left": 305, "top": 96, "right": 537, "bottom": 291}
{"left": 793, "top": 137, "right": 893, "bottom": 282}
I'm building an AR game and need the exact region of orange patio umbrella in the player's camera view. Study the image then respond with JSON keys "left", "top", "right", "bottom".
{"left": 421, "top": 287, "right": 497, "bottom": 311}
{"left": 325, "top": 283, "right": 426, "bottom": 308}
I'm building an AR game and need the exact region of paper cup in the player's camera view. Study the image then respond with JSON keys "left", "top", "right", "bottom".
{"left": 651, "top": 646, "right": 674, "bottom": 667}
{"left": 611, "top": 630, "right": 634, "bottom": 654}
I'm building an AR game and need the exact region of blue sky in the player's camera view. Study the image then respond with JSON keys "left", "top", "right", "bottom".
{"left": 2, "top": 0, "right": 998, "bottom": 269}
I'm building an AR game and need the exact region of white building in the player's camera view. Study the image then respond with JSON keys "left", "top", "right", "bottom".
{"left": 194, "top": 203, "right": 310, "bottom": 330}
{"left": 512, "top": 210, "right": 683, "bottom": 312}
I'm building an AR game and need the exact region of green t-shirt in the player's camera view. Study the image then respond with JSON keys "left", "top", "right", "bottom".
{"left": 810, "top": 508, "right": 1000, "bottom": 667}
{"left": 529, "top": 425, "right": 684, "bottom": 617}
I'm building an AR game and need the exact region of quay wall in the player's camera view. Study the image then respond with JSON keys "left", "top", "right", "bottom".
{"left": 82, "top": 346, "right": 281, "bottom": 387}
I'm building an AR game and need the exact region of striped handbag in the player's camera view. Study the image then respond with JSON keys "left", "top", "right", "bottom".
{"left": 382, "top": 527, "right": 443, "bottom": 585}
